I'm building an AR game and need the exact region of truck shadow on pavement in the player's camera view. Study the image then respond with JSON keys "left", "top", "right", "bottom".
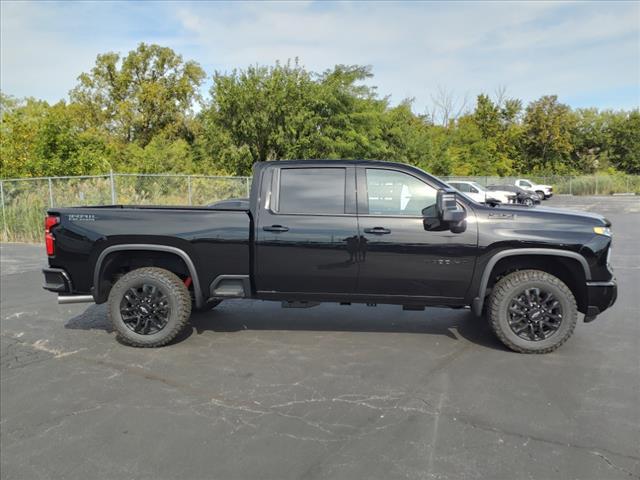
{"left": 65, "top": 304, "right": 113, "bottom": 332}
{"left": 65, "top": 302, "right": 508, "bottom": 352}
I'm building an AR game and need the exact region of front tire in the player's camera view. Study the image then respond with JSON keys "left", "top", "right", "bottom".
{"left": 108, "top": 267, "right": 192, "bottom": 347}
{"left": 488, "top": 270, "right": 577, "bottom": 353}
{"left": 522, "top": 197, "right": 534, "bottom": 207}
{"left": 536, "top": 190, "right": 546, "bottom": 200}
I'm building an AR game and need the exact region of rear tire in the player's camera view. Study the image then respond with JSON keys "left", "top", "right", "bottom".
{"left": 108, "top": 267, "right": 192, "bottom": 347}
{"left": 488, "top": 270, "right": 577, "bottom": 354}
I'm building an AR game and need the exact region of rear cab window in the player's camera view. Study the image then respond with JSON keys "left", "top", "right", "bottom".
{"left": 277, "top": 168, "right": 346, "bottom": 215}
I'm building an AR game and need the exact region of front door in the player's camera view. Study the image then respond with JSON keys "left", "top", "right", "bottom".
{"left": 356, "top": 167, "right": 477, "bottom": 301}
{"left": 255, "top": 166, "right": 359, "bottom": 295}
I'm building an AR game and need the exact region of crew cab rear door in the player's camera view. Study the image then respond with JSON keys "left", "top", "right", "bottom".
{"left": 356, "top": 166, "right": 478, "bottom": 301}
{"left": 254, "top": 165, "right": 359, "bottom": 295}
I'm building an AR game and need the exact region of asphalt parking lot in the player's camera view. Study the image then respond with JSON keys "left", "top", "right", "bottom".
{"left": 1, "top": 196, "right": 639, "bottom": 480}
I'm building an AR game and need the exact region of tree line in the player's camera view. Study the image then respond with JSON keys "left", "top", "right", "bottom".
{"left": 1, "top": 43, "right": 638, "bottom": 179}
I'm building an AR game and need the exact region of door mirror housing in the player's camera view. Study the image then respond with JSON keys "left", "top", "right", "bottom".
{"left": 423, "top": 189, "right": 467, "bottom": 232}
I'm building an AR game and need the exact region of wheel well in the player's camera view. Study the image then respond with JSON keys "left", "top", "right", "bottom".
{"left": 96, "top": 250, "right": 191, "bottom": 303}
{"left": 486, "top": 255, "right": 587, "bottom": 313}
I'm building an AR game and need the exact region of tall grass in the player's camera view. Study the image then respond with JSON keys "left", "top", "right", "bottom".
{"left": 0, "top": 175, "right": 250, "bottom": 243}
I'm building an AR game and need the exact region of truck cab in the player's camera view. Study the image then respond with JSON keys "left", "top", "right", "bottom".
{"left": 515, "top": 179, "right": 553, "bottom": 199}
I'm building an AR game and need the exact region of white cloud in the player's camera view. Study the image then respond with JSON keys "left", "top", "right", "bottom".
{"left": 1, "top": 0, "right": 638, "bottom": 110}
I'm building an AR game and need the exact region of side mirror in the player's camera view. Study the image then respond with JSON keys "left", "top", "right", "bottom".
{"left": 439, "top": 190, "right": 466, "bottom": 223}
{"left": 423, "top": 189, "right": 467, "bottom": 232}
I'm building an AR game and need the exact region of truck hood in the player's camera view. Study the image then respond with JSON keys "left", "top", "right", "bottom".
{"left": 489, "top": 204, "right": 611, "bottom": 227}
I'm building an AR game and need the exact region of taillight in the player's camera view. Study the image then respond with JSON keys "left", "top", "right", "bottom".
{"left": 45, "top": 215, "right": 59, "bottom": 256}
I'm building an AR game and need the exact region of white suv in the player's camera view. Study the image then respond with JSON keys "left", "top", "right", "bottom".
{"left": 447, "top": 181, "right": 516, "bottom": 204}
{"left": 515, "top": 179, "right": 553, "bottom": 200}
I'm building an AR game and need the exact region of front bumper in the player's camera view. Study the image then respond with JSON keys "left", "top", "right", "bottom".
{"left": 584, "top": 279, "right": 617, "bottom": 322}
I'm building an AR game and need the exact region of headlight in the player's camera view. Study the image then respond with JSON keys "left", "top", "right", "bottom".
{"left": 593, "top": 226, "right": 612, "bottom": 236}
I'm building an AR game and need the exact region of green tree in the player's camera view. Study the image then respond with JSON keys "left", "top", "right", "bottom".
{"left": 70, "top": 43, "right": 205, "bottom": 146}
{"left": 608, "top": 110, "right": 640, "bottom": 174}
{"left": 379, "top": 101, "right": 432, "bottom": 168}
{"left": 205, "top": 61, "right": 390, "bottom": 175}
{"left": 307, "top": 65, "right": 389, "bottom": 160}
{"left": 447, "top": 116, "right": 496, "bottom": 175}
{"left": 0, "top": 99, "right": 109, "bottom": 178}
{"left": 470, "top": 94, "right": 518, "bottom": 175}
{"left": 522, "top": 95, "right": 575, "bottom": 173}
{"left": 569, "top": 108, "right": 617, "bottom": 173}
{"left": 207, "top": 60, "right": 317, "bottom": 172}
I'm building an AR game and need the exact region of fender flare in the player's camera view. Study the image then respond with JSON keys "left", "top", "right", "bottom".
{"left": 93, "top": 244, "right": 203, "bottom": 308}
{"left": 471, "top": 248, "right": 590, "bottom": 316}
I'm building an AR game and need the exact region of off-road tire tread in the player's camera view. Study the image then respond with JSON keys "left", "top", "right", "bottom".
{"left": 108, "top": 267, "right": 192, "bottom": 348}
{"left": 488, "top": 269, "right": 577, "bottom": 354}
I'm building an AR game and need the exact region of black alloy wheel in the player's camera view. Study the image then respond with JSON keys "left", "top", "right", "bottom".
{"left": 108, "top": 267, "right": 192, "bottom": 347}
{"left": 507, "top": 287, "right": 563, "bottom": 341}
{"left": 120, "top": 283, "right": 171, "bottom": 335}
{"left": 488, "top": 269, "right": 578, "bottom": 353}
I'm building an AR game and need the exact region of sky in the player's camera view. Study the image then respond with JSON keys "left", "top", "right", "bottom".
{"left": 1, "top": 0, "right": 639, "bottom": 113}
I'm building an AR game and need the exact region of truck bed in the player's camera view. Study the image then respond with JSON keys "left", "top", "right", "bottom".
{"left": 48, "top": 206, "right": 252, "bottom": 302}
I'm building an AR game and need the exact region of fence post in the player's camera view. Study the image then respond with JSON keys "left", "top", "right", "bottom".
{"left": 48, "top": 177, "right": 54, "bottom": 207}
{"left": 595, "top": 175, "right": 598, "bottom": 196}
{"left": 187, "top": 175, "right": 192, "bottom": 206}
{"left": 0, "top": 180, "right": 7, "bottom": 241}
{"left": 246, "top": 177, "right": 251, "bottom": 197}
{"left": 110, "top": 170, "right": 116, "bottom": 204}
{"left": 569, "top": 176, "right": 572, "bottom": 195}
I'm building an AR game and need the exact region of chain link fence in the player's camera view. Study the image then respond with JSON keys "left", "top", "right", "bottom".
{"left": 1, "top": 172, "right": 638, "bottom": 243}
{"left": 0, "top": 173, "right": 251, "bottom": 243}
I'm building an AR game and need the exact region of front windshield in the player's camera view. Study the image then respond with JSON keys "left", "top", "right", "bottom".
{"left": 470, "top": 182, "right": 486, "bottom": 192}
{"left": 442, "top": 181, "right": 477, "bottom": 204}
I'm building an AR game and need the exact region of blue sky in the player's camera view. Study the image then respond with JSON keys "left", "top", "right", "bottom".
{"left": 1, "top": 0, "right": 639, "bottom": 112}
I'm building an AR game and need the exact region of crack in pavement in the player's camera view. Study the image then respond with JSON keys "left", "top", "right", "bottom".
{"left": 2, "top": 331, "right": 639, "bottom": 475}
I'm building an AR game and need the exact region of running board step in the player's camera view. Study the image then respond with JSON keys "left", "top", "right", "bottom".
{"left": 282, "top": 301, "right": 320, "bottom": 309}
{"left": 402, "top": 305, "right": 425, "bottom": 311}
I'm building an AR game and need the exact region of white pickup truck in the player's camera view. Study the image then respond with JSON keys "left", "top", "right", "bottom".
{"left": 515, "top": 179, "right": 553, "bottom": 200}
{"left": 447, "top": 181, "right": 516, "bottom": 204}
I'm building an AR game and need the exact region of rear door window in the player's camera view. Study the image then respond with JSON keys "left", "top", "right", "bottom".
{"left": 278, "top": 168, "right": 346, "bottom": 214}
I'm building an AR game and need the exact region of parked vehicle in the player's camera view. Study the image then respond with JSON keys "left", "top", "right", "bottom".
{"left": 487, "top": 185, "right": 540, "bottom": 207}
{"left": 515, "top": 179, "right": 553, "bottom": 200}
{"left": 447, "top": 181, "right": 516, "bottom": 205}
{"left": 42, "top": 160, "right": 617, "bottom": 353}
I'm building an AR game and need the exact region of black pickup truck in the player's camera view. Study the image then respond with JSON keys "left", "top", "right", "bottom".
{"left": 42, "top": 160, "right": 617, "bottom": 353}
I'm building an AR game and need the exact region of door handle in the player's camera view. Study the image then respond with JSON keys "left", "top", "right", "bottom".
{"left": 263, "top": 225, "right": 289, "bottom": 232}
{"left": 364, "top": 227, "right": 391, "bottom": 235}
